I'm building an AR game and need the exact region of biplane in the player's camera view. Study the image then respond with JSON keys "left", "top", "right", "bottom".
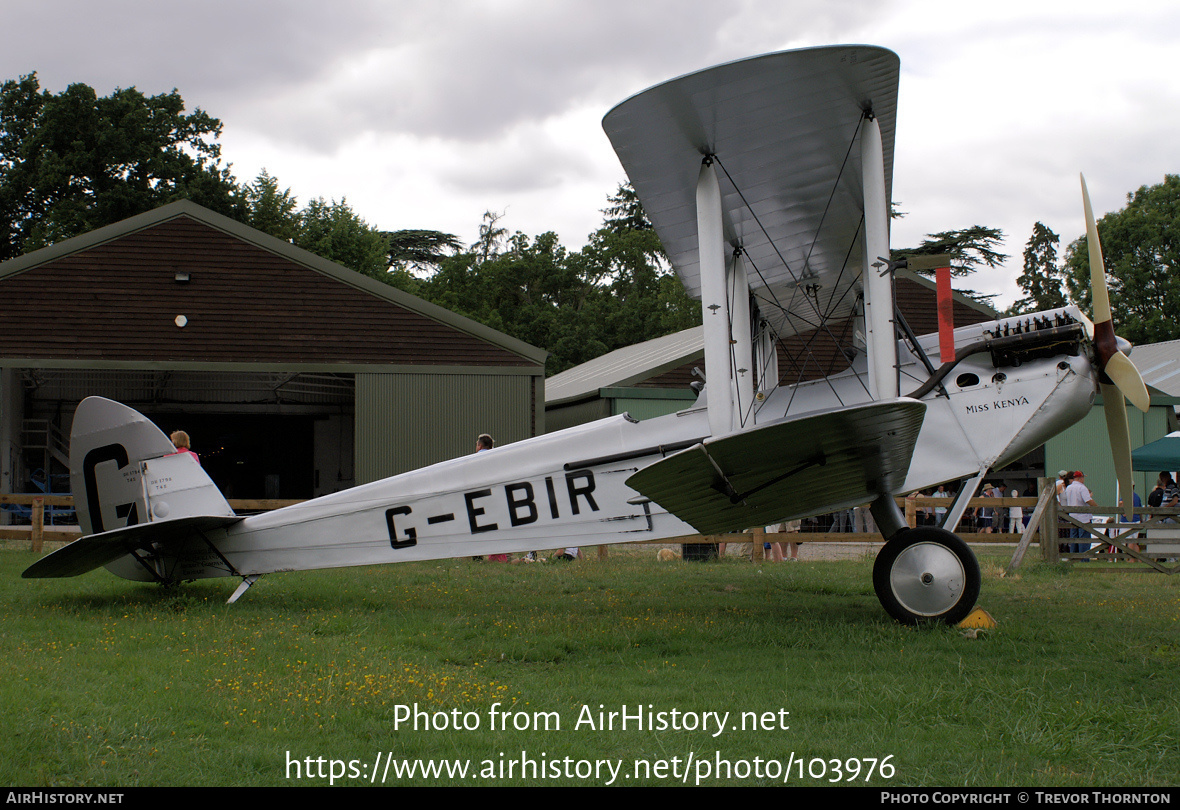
{"left": 23, "top": 45, "right": 1149, "bottom": 624}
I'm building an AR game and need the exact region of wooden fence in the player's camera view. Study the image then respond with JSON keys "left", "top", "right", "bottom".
{"left": 0, "top": 494, "right": 301, "bottom": 553}
{"left": 5, "top": 489, "right": 1176, "bottom": 574}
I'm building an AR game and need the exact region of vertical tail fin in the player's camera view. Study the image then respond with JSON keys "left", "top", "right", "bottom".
{"left": 69, "top": 397, "right": 234, "bottom": 536}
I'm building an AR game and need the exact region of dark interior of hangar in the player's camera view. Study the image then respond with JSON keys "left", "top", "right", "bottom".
{"left": 144, "top": 412, "right": 315, "bottom": 501}
{"left": 8, "top": 369, "right": 356, "bottom": 508}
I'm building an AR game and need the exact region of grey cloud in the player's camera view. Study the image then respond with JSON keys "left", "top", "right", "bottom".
{"left": 212, "top": 0, "right": 895, "bottom": 149}
{"left": 1, "top": 1, "right": 390, "bottom": 97}
{"left": 1, "top": 0, "right": 896, "bottom": 154}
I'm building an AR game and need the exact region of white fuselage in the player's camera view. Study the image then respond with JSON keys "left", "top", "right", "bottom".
{"left": 109, "top": 308, "right": 1096, "bottom": 582}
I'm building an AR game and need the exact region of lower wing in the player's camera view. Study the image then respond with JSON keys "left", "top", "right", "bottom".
{"left": 626, "top": 399, "right": 926, "bottom": 534}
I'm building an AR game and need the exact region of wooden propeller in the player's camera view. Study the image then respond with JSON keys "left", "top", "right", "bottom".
{"left": 1081, "top": 174, "right": 1151, "bottom": 519}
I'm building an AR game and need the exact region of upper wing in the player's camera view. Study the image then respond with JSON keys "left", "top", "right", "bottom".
{"left": 602, "top": 45, "right": 899, "bottom": 342}
{"left": 625, "top": 398, "right": 924, "bottom": 534}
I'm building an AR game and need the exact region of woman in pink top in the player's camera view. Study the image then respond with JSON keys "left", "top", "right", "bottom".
{"left": 170, "top": 430, "right": 200, "bottom": 465}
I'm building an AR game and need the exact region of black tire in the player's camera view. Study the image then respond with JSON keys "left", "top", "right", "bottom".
{"left": 872, "top": 527, "right": 981, "bottom": 625}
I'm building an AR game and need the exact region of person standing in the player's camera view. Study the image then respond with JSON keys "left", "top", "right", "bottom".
{"left": 1055, "top": 470, "right": 1071, "bottom": 502}
{"left": 1062, "top": 471, "right": 1098, "bottom": 555}
{"left": 978, "top": 484, "right": 995, "bottom": 533}
{"left": 1148, "top": 473, "right": 1179, "bottom": 528}
{"left": 931, "top": 485, "right": 950, "bottom": 527}
{"left": 1056, "top": 471, "right": 1074, "bottom": 552}
{"left": 782, "top": 519, "right": 802, "bottom": 561}
{"left": 1008, "top": 488, "right": 1022, "bottom": 535}
{"left": 1148, "top": 472, "right": 1179, "bottom": 509}
{"left": 1022, "top": 483, "right": 1037, "bottom": 529}
{"left": 473, "top": 433, "right": 507, "bottom": 562}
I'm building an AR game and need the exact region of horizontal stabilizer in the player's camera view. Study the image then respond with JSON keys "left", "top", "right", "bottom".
{"left": 22, "top": 515, "right": 241, "bottom": 579}
{"left": 626, "top": 399, "right": 925, "bottom": 534}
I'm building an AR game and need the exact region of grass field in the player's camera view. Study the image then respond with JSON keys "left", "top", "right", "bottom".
{"left": 1, "top": 545, "right": 1177, "bottom": 787}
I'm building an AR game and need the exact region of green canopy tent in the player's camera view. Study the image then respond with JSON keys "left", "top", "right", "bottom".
{"left": 1132, "top": 432, "right": 1180, "bottom": 471}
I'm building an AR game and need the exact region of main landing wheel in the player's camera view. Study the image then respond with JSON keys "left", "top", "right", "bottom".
{"left": 872, "top": 527, "right": 980, "bottom": 625}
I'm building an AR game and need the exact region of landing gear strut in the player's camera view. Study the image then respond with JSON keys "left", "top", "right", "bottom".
{"left": 872, "top": 527, "right": 980, "bottom": 625}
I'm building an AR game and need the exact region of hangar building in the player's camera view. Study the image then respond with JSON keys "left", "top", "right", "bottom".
{"left": 0, "top": 201, "right": 545, "bottom": 509}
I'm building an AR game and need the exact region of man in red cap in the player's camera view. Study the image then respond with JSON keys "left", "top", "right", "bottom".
{"left": 1061, "top": 471, "right": 1098, "bottom": 556}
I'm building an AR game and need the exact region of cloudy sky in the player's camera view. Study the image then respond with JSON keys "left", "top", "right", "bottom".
{"left": 3, "top": 0, "right": 1176, "bottom": 307}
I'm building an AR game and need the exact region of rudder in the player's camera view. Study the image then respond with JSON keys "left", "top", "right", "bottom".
{"left": 69, "top": 397, "right": 234, "bottom": 536}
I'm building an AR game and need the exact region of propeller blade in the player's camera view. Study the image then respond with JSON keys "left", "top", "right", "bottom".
{"left": 1100, "top": 383, "right": 1135, "bottom": 522}
{"left": 1105, "top": 351, "right": 1151, "bottom": 413}
{"left": 1081, "top": 174, "right": 1112, "bottom": 323}
{"left": 1080, "top": 173, "right": 1151, "bottom": 413}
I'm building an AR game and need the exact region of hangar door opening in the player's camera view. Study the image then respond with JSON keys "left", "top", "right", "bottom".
{"left": 147, "top": 412, "right": 314, "bottom": 501}
{"left": 10, "top": 369, "right": 355, "bottom": 505}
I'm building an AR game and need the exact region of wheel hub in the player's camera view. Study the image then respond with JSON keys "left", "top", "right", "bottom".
{"left": 890, "top": 541, "right": 966, "bottom": 617}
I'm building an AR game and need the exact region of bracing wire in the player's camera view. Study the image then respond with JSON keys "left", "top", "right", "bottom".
{"left": 706, "top": 110, "right": 877, "bottom": 412}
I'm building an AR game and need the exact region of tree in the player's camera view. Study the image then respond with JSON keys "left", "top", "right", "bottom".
{"left": 1009, "top": 221, "right": 1065, "bottom": 315}
{"left": 603, "top": 182, "right": 655, "bottom": 233}
{"left": 244, "top": 169, "right": 299, "bottom": 243}
{"left": 600, "top": 182, "right": 666, "bottom": 264}
{"left": 0, "top": 74, "right": 440, "bottom": 288}
{"left": 374, "top": 229, "right": 461, "bottom": 293}
{"left": 593, "top": 182, "right": 696, "bottom": 344}
{"left": 581, "top": 222, "right": 697, "bottom": 350}
{"left": 471, "top": 209, "right": 507, "bottom": 264}
{"left": 240, "top": 171, "right": 398, "bottom": 281}
{"left": 894, "top": 225, "right": 1006, "bottom": 304}
{"left": 1063, "top": 175, "right": 1180, "bottom": 345}
{"left": 295, "top": 197, "right": 389, "bottom": 280}
{"left": 426, "top": 229, "right": 609, "bottom": 372}
{"left": 0, "top": 73, "right": 242, "bottom": 261}
{"left": 383, "top": 229, "right": 462, "bottom": 273}
{"left": 412, "top": 186, "right": 700, "bottom": 375}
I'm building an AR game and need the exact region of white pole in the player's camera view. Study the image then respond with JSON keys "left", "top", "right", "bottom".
{"left": 696, "top": 159, "right": 733, "bottom": 437}
{"left": 755, "top": 320, "right": 778, "bottom": 401}
{"left": 861, "top": 115, "right": 897, "bottom": 400}
{"left": 730, "top": 252, "right": 754, "bottom": 430}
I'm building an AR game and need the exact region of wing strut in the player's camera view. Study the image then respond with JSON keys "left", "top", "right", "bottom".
{"left": 127, "top": 548, "right": 168, "bottom": 584}
{"left": 696, "top": 158, "right": 733, "bottom": 437}
{"left": 731, "top": 251, "right": 755, "bottom": 429}
{"left": 861, "top": 111, "right": 897, "bottom": 400}
{"left": 194, "top": 525, "right": 246, "bottom": 580}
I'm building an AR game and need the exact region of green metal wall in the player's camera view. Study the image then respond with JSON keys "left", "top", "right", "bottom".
{"left": 545, "top": 398, "right": 611, "bottom": 434}
{"left": 605, "top": 387, "right": 699, "bottom": 421}
{"left": 544, "top": 387, "right": 698, "bottom": 433}
{"left": 355, "top": 371, "right": 540, "bottom": 483}
{"left": 1045, "top": 398, "right": 1172, "bottom": 506}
